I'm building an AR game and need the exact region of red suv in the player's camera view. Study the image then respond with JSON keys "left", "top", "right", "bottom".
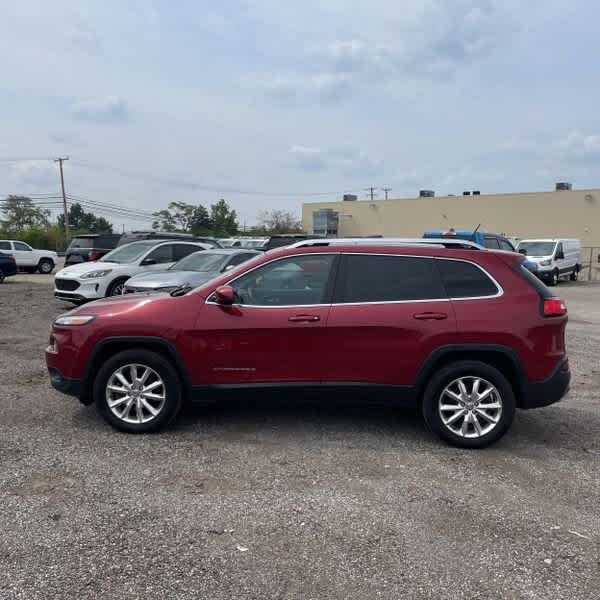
{"left": 46, "top": 241, "right": 570, "bottom": 448}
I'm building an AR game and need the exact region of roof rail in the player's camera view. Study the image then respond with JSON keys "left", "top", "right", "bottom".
{"left": 290, "top": 237, "right": 485, "bottom": 250}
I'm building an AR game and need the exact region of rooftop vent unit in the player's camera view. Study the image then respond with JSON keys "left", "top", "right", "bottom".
{"left": 343, "top": 194, "right": 357, "bottom": 201}
{"left": 555, "top": 182, "right": 572, "bottom": 191}
{"left": 463, "top": 191, "right": 471, "bottom": 196}
{"left": 419, "top": 190, "right": 435, "bottom": 197}
{"left": 472, "top": 190, "right": 481, "bottom": 195}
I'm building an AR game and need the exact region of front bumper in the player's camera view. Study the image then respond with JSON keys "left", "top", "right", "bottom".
{"left": 48, "top": 367, "right": 83, "bottom": 398}
{"left": 521, "top": 358, "right": 571, "bottom": 409}
{"left": 54, "top": 279, "right": 105, "bottom": 301}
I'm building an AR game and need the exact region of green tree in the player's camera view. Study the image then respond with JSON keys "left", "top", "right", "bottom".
{"left": 152, "top": 201, "right": 210, "bottom": 233}
{"left": 0, "top": 195, "right": 51, "bottom": 231}
{"left": 210, "top": 199, "right": 238, "bottom": 235}
{"left": 57, "top": 203, "right": 113, "bottom": 233}
{"left": 256, "top": 209, "right": 303, "bottom": 234}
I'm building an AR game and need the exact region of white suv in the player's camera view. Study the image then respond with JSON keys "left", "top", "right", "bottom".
{"left": 0, "top": 240, "right": 58, "bottom": 273}
{"left": 54, "top": 240, "right": 210, "bottom": 303}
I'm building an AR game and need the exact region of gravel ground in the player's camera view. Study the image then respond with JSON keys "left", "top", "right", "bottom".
{"left": 0, "top": 278, "right": 599, "bottom": 599}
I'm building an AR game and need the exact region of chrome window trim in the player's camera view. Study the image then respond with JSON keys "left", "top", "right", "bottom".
{"left": 204, "top": 252, "right": 503, "bottom": 308}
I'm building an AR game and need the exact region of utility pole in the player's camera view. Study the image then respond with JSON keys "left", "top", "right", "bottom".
{"left": 383, "top": 187, "right": 392, "bottom": 200}
{"left": 54, "top": 156, "right": 69, "bottom": 239}
{"left": 365, "top": 187, "right": 377, "bottom": 201}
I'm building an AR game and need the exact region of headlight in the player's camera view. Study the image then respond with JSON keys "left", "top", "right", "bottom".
{"left": 54, "top": 315, "right": 96, "bottom": 326}
{"left": 540, "top": 259, "right": 551, "bottom": 267}
{"left": 80, "top": 269, "right": 112, "bottom": 279}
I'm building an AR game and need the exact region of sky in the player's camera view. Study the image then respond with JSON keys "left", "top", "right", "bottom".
{"left": 1, "top": 0, "right": 600, "bottom": 230}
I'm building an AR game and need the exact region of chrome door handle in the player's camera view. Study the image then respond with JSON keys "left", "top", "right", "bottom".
{"left": 288, "top": 315, "right": 320, "bottom": 322}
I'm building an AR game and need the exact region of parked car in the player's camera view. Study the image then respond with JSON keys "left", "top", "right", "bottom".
{"left": 54, "top": 240, "right": 211, "bottom": 302}
{"left": 64, "top": 233, "right": 122, "bottom": 266}
{"left": 123, "top": 249, "right": 261, "bottom": 294}
{"left": 117, "top": 231, "right": 222, "bottom": 248}
{"left": 46, "top": 238, "right": 570, "bottom": 448}
{"left": 516, "top": 239, "right": 581, "bottom": 286}
{"left": 260, "top": 234, "right": 309, "bottom": 251}
{"left": 0, "top": 251, "right": 17, "bottom": 283}
{"left": 0, "top": 239, "right": 58, "bottom": 273}
{"left": 423, "top": 229, "right": 516, "bottom": 251}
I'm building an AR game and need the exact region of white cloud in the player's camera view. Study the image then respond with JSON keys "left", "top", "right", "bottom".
{"left": 69, "top": 96, "right": 129, "bottom": 123}
{"left": 289, "top": 145, "right": 382, "bottom": 176}
{"left": 9, "top": 161, "right": 58, "bottom": 189}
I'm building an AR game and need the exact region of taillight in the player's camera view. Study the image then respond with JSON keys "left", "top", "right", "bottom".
{"left": 8, "top": 255, "right": 15, "bottom": 263}
{"left": 88, "top": 250, "right": 102, "bottom": 261}
{"left": 543, "top": 298, "right": 567, "bottom": 317}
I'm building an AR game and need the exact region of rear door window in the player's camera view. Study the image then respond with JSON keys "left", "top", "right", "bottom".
{"left": 173, "top": 244, "right": 203, "bottom": 261}
{"left": 437, "top": 260, "right": 499, "bottom": 298}
{"left": 333, "top": 255, "right": 446, "bottom": 303}
{"left": 484, "top": 236, "right": 501, "bottom": 249}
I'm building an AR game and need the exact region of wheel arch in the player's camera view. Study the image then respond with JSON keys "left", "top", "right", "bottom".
{"left": 80, "top": 336, "right": 192, "bottom": 404}
{"left": 415, "top": 345, "right": 526, "bottom": 407}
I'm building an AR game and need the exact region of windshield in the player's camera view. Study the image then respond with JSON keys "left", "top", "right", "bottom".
{"left": 170, "top": 252, "right": 226, "bottom": 272}
{"left": 517, "top": 241, "right": 556, "bottom": 256}
{"left": 101, "top": 241, "right": 157, "bottom": 264}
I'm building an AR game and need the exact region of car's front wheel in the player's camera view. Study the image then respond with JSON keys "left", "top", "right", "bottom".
{"left": 106, "top": 277, "right": 129, "bottom": 296}
{"left": 422, "top": 360, "right": 516, "bottom": 449}
{"left": 94, "top": 349, "right": 182, "bottom": 432}
{"left": 38, "top": 258, "right": 54, "bottom": 274}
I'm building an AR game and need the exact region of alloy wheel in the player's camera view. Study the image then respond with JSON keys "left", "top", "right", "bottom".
{"left": 438, "top": 376, "right": 503, "bottom": 438}
{"left": 40, "top": 261, "right": 53, "bottom": 273}
{"left": 105, "top": 364, "right": 166, "bottom": 424}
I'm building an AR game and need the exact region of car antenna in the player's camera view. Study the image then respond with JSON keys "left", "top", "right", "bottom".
{"left": 473, "top": 223, "right": 481, "bottom": 234}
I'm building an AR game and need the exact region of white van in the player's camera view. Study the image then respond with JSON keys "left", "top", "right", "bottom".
{"left": 516, "top": 239, "right": 581, "bottom": 285}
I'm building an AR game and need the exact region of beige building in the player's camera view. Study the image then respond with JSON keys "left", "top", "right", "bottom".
{"left": 302, "top": 188, "right": 600, "bottom": 246}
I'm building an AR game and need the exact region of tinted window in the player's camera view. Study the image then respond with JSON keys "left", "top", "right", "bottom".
{"left": 145, "top": 244, "right": 174, "bottom": 264}
{"left": 226, "top": 253, "right": 256, "bottom": 268}
{"left": 230, "top": 255, "right": 334, "bottom": 306}
{"left": 484, "top": 237, "right": 500, "bottom": 249}
{"left": 173, "top": 244, "right": 202, "bottom": 261}
{"left": 0, "top": 241, "right": 10, "bottom": 250}
{"left": 499, "top": 239, "right": 514, "bottom": 251}
{"left": 14, "top": 242, "right": 31, "bottom": 251}
{"left": 334, "top": 255, "right": 446, "bottom": 303}
{"left": 102, "top": 241, "right": 157, "bottom": 263}
{"left": 437, "top": 260, "right": 499, "bottom": 298}
{"left": 556, "top": 243, "right": 564, "bottom": 257}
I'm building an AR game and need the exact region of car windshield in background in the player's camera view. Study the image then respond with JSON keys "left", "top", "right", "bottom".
{"left": 518, "top": 242, "right": 556, "bottom": 256}
{"left": 170, "top": 252, "right": 226, "bottom": 272}
{"left": 101, "top": 241, "right": 157, "bottom": 264}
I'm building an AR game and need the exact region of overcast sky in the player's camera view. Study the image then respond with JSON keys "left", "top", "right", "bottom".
{"left": 1, "top": 0, "right": 599, "bottom": 229}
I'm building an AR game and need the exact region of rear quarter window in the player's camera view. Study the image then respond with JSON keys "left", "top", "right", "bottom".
{"left": 437, "top": 259, "right": 499, "bottom": 298}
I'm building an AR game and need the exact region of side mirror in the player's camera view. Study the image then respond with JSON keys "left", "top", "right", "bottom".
{"left": 223, "top": 264, "right": 236, "bottom": 271}
{"left": 141, "top": 257, "right": 157, "bottom": 266}
{"left": 518, "top": 249, "right": 527, "bottom": 255}
{"left": 214, "top": 285, "right": 235, "bottom": 305}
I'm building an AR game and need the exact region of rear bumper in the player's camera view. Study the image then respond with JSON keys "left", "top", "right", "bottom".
{"left": 48, "top": 367, "right": 83, "bottom": 398}
{"left": 521, "top": 358, "right": 571, "bottom": 409}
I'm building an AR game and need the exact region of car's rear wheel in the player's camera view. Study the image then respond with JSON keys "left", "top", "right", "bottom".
{"left": 106, "top": 277, "right": 128, "bottom": 296}
{"left": 38, "top": 259, "right": 54, "bottom": 274}
{"left": 569, "top": 269, "right": 578, "bottom": 281}
{"left": 94, "top": 349, "right": 182, "bottom": 433}
{"left": 422, "top": 360, "right": 516, "bottom": 449}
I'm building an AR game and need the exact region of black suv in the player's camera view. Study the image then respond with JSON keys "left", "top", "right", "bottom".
{"left": 64, "top": 234, "right": 122, "bottom": 266}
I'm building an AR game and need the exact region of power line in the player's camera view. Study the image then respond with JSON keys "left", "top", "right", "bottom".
{"left": 71, "top": 158, "right": 348, "bottom": 197}
{"left": 0, "top": 157, "right": 54, "bottom": 163}
{"left": 66, "top": 193, "right": 155, "bottom": 217}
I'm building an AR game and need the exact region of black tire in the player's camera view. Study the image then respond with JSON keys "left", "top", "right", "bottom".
{"left": 569, "top": 269, "right": 578, "bottom": 282}
{"left": 422, "top": 360, "right": 516, "bottom": 449}
{"left": 94, "top": 349, "right": 182, "bottom": 433}
{"left": 0, "top": 270, "right": 5, "bottom": 284}
{"left": 548, "top": 270, "right": 559, "bottom": 286}
{"left": 106, "top": 277, "right": 129, "bottom": 297}
{"left": 38, "top": 259, "right": 54, "bottom": 274}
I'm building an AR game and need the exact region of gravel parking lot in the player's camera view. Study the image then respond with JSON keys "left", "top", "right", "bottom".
{"left": 1, "top": 275, "right": 599, "bottom": 599}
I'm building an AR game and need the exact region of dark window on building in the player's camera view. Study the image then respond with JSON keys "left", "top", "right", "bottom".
{"left": 437, "top": 260, "right": 499, "bottom": 298}
{"left": 334, "top": 255, "right": 446, "bottom": 303}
